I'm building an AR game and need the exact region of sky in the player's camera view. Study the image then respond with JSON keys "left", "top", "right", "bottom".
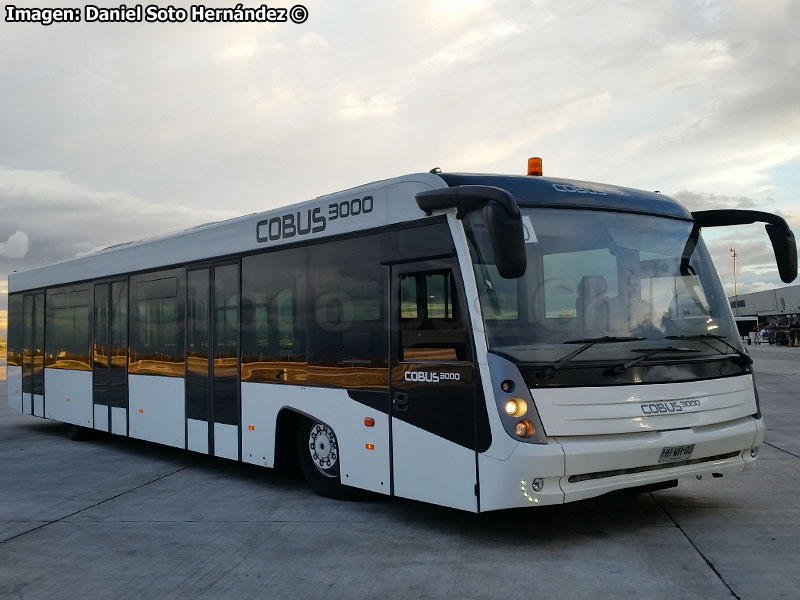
{"left": 1, "top": 0, "right": 799, "bottom": 336}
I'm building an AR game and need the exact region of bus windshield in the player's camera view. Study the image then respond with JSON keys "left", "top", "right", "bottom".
{"left": 464, "top": 207, "right": 742, "bottom": 367}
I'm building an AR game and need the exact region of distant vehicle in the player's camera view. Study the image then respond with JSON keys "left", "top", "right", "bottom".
{"left": 775, "top": 331, "right": 791, "bottom": 346}
{"left": 766, "top": 316, "right": 795, "bottom": 346}
{"left": 734, "top": 316, "right": 759, "bottom": 345}
{"left": 5, "top": 159, "right": 798, "bottom": 511}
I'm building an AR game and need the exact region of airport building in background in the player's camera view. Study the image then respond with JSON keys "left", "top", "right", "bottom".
{"left": 728, "top": 284, "right": 800, "bottom": 320}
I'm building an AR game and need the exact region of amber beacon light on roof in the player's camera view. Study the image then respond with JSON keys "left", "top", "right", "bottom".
{"left": 527, "top": 157, "right": 544, "bottom": 176}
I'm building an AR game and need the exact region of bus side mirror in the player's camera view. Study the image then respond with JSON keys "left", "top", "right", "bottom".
{"left": 415, "top": 184, "right": 527, "bottom": 279}
{"left": 765, "top": 223, "right": 797, "bottom": 284}
{"left": 483, "top": 202, "right": 527, "bottom": 279}
{"left": 692, "top": 209, "right": 797, "bottom": 284}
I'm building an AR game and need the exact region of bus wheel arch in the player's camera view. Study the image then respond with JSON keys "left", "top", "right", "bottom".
{"left": 274, "top": 408, "right": 302, "bottom": 472}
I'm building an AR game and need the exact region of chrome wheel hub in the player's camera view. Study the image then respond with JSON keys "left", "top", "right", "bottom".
{"left": 308, "top": 422, "right": 338, "bottom": 476}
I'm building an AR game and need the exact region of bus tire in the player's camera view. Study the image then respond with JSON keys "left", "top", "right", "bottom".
{"left": 296, "top": 417, "right": 358, "bottom": 500}
{"left": 65, "top": 423, "right": 93, "bottom": 441}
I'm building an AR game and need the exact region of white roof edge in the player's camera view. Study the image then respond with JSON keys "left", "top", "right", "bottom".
{"left": 9, "top": 172, "right": 447, "bottom": 293}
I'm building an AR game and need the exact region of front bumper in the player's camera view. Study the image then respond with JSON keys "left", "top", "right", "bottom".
{"left": 478, "top": 415, "right": 764, "bottom": 511}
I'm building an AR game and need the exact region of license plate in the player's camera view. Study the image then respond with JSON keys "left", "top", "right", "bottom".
{"left": 658, "top": 444, "right": 695, "bottom": 464}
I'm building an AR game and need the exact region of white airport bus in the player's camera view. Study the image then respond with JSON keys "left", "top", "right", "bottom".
{"left": 5, "top": 161, "right": 797, "bottom": 512}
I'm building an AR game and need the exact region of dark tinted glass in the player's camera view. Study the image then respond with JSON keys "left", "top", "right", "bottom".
{"left": 50, "top": 293, "right": 67, "bottom": 310}
{"left": 308, "top": 234, "right": 388, "bottom": 388}
{"left": 7, "top": 294, "right": 23, "bottom": 367}
{"left": 22, "top": 295, "right": 32, "bottom": 393}
{"left": 213, "top": 263, "right": 238, "bottom": 425}
{"left": 382, "top": 220, "right": 455, "bottom": 262}
{"left": 70, "top": 290, "right": 89, "bottom": 307}
{"left": 129, "top": 268, "right": 185, "bottom": 377}
{"left": 242, "top": 247, "right": 307, "bottom": 384}
{"left": 46, "top": 286, "right": 91, "bottom": 371}
{"left": 238, "top": 221, "right": 453, "bottom": 389}
{"left": 93, "top": 284, "right": 110, "bottom": 405}
{"left": 110, "top": 281, "right": 128, "bottom": 407}
{"left": 33, "top": 293, "right": 44, "bottom": 395}
{"left": 399, "top": 270, "right": 466, "bottom": 361}
{"left": 136, "top": 277, "right": 177, "bottom": 301}
{"left": 187, "top": 268, "right": 209, "bottom": 421}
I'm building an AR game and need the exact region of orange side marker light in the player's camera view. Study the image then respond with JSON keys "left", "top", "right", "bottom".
{"left": 248, "top": 425, "right": 255, "bottom": 430}
{"left": 66, "top": 397, "right": 70, "bottom": 402}
{"left": 138, "top": 409, "right": 143, "bottom": 413}
{"left": 365, "top": 443, "right": 374, "bottom": 450}
{"left": 364, "top": 417, "right": 374, "bottom": 427}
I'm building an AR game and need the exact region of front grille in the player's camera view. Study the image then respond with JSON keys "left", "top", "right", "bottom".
{"left": 567, "top": 451, "right": 741, "bottom": 483}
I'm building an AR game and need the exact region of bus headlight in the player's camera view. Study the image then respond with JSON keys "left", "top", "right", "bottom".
{"left": 504, "top": 398, "right": 528, "bottom": 417}
{"left": 514, "top": 419, "right": 535, "bottom": 438}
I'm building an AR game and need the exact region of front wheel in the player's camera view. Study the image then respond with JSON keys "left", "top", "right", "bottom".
{"left": 296, "top": 418, "right": 358, "bottom": 500}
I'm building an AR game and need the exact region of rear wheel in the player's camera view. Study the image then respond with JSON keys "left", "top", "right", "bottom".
{"left": 296, "top": 418, "right": 358, "bottom": 500}
{"left": 65, "top": 423, "right": 93, "bottom": 441}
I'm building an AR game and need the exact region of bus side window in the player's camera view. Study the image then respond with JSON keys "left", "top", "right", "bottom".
{"left": 241, "top": 246, "right": 307, "bottom": 384}
{"left": 307, "top": 235, "right": 388, "bottom": 388}
{"left": 129, "top": 270, "right": 185, "bottom": 377}
{"left": 399, "top": 270, "right": 466, "bottom": 362}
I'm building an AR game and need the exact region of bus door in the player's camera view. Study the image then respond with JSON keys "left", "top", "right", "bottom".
{"left": 211, "top": 262, "right": 240, "bottom": 460}
{"left": 186, "top": 267, "right": 211, "bottom": 454}
{"left": 93, "top": 281, "right": 128, "bottom": 434}
{"left": 22, "top": 292, "right": 44, "bottom": 416}
{"left": 389, "top": 258, "right": 478, "bottom": 512}
{"left": 185, "top": 262, "right": 240, "bottom": 460}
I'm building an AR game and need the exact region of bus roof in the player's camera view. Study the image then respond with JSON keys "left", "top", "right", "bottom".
{"left": 439, "top": 173, "right": 692, "bottom": 220}
{"left": 8, "top": 171, "right": 690, "bottom": 293}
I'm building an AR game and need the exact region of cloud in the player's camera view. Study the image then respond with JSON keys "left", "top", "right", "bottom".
{"left": 339, "top": 93, "right": 400, "bottom": 120}
{"left": 0, "top": 232, "right": 29, "bottom": 259}
{"left": 703, "top": 225, "right": 784, "bottom": 293}
{"left": 722, "top": 281, "right": 778, "bottom": 296}
{"left": 297, "top": 33, "right": 329, "bottom": 50}
{"left": 1, "top": 0, "right": 799, "bottom": 305}
{"left": 0, "top": 166, "right": 239, "bottom": 296}
{"left": 671, "top": 191, "right": 758, "bottom": 212}
{"left": 2, "top": 1, "right": 798, "bottom": 209}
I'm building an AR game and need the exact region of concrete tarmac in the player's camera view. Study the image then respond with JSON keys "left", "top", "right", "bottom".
{"left": 1, "top": 346, "right": 798, "bottom": 599}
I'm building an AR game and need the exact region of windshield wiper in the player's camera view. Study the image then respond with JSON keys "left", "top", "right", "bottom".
{"left": 665, "top": 334, "right": 753, "bottom": 365}
{"left": 603, "top": 346, "right": 700, "bottom": 375}
{"left": 480, "top": 270, "right": 502, "bottom": 316}
{"left": 537, "top": 336, "right": 646, "bottom": 381}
